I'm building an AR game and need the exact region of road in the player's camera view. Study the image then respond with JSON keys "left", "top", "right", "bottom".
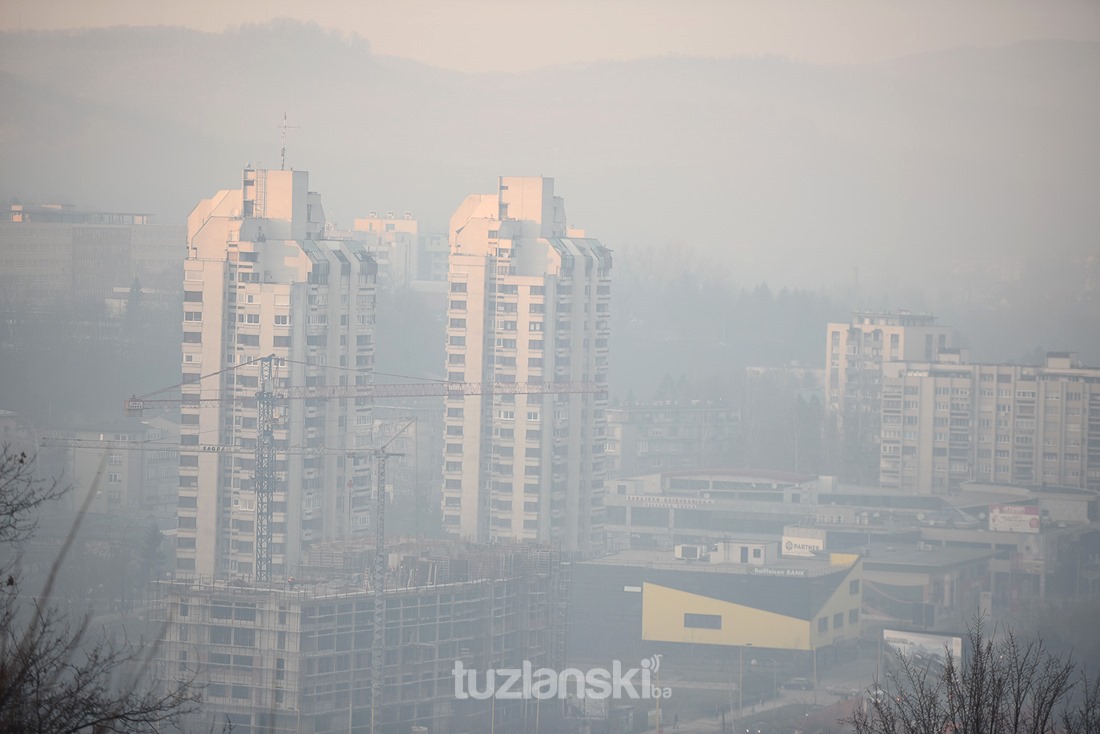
{"left": 642, "top": 657, "right": 877, "bottom": 733}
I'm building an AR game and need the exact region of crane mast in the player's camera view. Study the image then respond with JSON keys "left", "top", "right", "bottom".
{"left": 254, "top": 355, "right": 276, "bottom": 583}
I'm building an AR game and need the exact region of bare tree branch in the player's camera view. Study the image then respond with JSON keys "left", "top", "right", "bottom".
{"left": 842, "top": 616, "right": 1096, "bottom": 734}
{"left": 0, "top": 447, "right": 199, "bottom": 732}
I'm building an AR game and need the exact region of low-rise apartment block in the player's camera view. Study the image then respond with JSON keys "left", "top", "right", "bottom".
{"left": 879, "top": 351, "right": 1100, "bottom": 494}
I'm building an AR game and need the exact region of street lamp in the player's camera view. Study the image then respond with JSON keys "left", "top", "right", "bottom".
{"left": 739, "top": 643, "right": 753, "bottom": 714}
{"left": 751, "top": 657, "right": 778, "bottom": 698}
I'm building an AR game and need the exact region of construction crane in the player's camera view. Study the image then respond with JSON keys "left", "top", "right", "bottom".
{"left": 122, "top": 356, "right": 600, "bottom": 733}
{"left": 124, "top": 376, "right": 597, "bottom": 414}
{"left": 122, "top": 354, "right": 602, "bottom": 582}
{"left": 369, "top": 417, "right": 414, "bottom": 734}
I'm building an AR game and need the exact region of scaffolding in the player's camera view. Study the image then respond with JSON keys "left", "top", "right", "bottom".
{"left": 150, "top": 540, "right": 565, "bottom": 734}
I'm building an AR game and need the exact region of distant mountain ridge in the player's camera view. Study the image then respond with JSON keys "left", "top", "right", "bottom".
{"left": 1, "top": 22, "right": 1097, "bottom": 290}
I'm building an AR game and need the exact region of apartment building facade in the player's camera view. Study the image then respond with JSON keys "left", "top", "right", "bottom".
{"left": 879, "top": 352, "right": 1100, "bottom": 494}
{"left": 826, "top": 311, "right": 952, "bottom": 481}
{"left": 0, "top": 203, "right": 183, "bottom": 311}
{"left": 352, "top": 211, "right": 448, "bottom": 291}
{"left": 442, "top": 177, "right": 611, "bottom": 551}
{"left": 179, "top": 168, "right": 377, "bottom": 580}
{"left": 605, "top": 401, "right": 740, "bottom": 478}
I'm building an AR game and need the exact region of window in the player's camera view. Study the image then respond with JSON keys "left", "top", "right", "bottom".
{"left": 849, "top": 609, "right": 859, "bottom": 624}
{"left": 183, "top": 290, "right": 203, "bottom": 302}
{"left": 818, "top": 617, "right": 829, "bottom": 632}
{"left": 684, "top": 613, "right": 722, "bottom": 630}
{"left": 849, "top": 580, "right": 860, "bottom": 595}
{"left": 834, "top": 612, "right": 844, "bottom": 628}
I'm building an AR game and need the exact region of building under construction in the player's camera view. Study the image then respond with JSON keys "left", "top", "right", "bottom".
{"left": 150, "top": 540, "right": 567, "bottom": 734}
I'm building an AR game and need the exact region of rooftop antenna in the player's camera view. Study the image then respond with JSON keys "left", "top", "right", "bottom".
{"left": 279, "top": 113, "right": 299, "bottom": 171}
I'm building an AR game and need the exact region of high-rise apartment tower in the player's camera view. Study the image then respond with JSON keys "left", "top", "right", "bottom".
{"left": 178, "top": 168, "right": 377, "bottom": 579}
{"left": 442, "top": 177, "right": 612, "bottom": 551}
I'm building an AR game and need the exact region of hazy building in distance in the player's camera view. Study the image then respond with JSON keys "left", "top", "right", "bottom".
{"left": 442, "top": 176, "right": 612, "bottom": 550}
{"left": 44, "top": 416, "right": 179, "bottom": 517}
{"left": 0, "top": 203, "right": 183, "bottom": 312}
{"left": 605, "top": 401, "right": 740, "bottom": 478}
{"left": 352, "top": 210, "right": 448, "bottom": 292}
{"left": 880, "top": 351, "right": 1100, "bottom": 494}
{"left": 179, "top": 167, "right": 377, "bottom": 580}
{"left": 826, "top": 311, "right": 953, "bottom": 482}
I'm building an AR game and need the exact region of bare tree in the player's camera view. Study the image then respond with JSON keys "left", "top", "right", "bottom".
{"left": 844, "top": 617, "right": 1097, "bottom": 734}
{"left": 0, "top": 448, "right": 66, "bottom": 545}
{"left": 0, "top": 447, "right": 199, "bottom": 732}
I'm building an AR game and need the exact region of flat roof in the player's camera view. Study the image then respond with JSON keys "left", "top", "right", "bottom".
{"left": 579, "top": 547, "right": 854, "bottom": 577}
{"left": 863, "top": 543, "right": 994, "bottom": 570}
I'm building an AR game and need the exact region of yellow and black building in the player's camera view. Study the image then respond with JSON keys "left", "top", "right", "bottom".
{"left": 568, "top": 548, "right": 863, "bottom": 672}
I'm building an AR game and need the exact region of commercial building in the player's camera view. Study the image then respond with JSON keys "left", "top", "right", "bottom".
{"left": 0, "top": 203, "right": 183, "bottom": 311}
{"left": 826, "top": 311, "right": 952, "bottom": 482}
{"left": 441, "top": 177, "right": 612, "bottom": 551}
{"left": 568, "top": 547, "right": 863, "bottom": 676}
{"left": 604, "top": 469, "right": 826, "bottom": 551}
{"left": 605, "top": 401, "right": 740, "bottom": 478}
{"left": 152, "top": 541, "right": 565, "bottom": 734}
{"left": 861, "top": 543, "right": 992, "bottom": 632}
{"left": 879, "top": 351, "right": 1100, "bottom": 494}
{"left": 179, "top": 167, "right": 377, "bottom": 580}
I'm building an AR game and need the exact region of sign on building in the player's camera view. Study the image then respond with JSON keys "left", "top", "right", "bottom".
{"left": 781, "top": 535, "right": 824, "bottom": 557}
{"left": 989, "top": 504, "right": 1040, "bottom": 534}
{"left": 882, "top": 629, "right": 963, "bottom": 668}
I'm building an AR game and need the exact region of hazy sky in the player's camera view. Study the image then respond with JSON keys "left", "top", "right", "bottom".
{"left": 4, "top": 0, "right": 1099, "bottom": 72}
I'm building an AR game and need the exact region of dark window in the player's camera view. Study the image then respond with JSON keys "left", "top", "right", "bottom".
{"left": 684, "top": 613, "right": 722, "bottom": 630}
{"left": 183, "top": 290, "right": 203, "bottom": 302}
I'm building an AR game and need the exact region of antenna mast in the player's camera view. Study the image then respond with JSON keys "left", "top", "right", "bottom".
{"left": 279, "top": 113, "right": 299, "bottom": 171}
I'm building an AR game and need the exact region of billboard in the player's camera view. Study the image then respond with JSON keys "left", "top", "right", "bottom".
{"left": 782, "top": 535, "right": 824, "bottom": 557}
{"left": 882, "top": 629, "right": 963, "bottom": 668}
{"left": 989, "top": 504, "right": 1040, "bottom": 534}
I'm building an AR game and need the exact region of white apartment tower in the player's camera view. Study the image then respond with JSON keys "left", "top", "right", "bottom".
{"left": 442, "top": 177, "right": 612, "bottom": 551}
{"left": 178, "top": 168, "right": 377, "bottom": 580}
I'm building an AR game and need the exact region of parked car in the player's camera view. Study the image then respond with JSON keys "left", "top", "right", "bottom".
{"left": 782, "top": 677, "right": 814, "bottom": 690}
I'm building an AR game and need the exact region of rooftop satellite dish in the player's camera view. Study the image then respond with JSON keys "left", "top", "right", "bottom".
{"left": 917, "top": 513, "right": 926, "bottom": 521}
